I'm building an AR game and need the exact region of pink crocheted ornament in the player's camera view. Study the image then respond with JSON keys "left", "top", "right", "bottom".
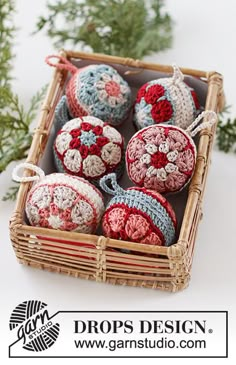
{"left": 134, "top": 64, "right": 200, "bottom": 130}
{"left": 12, "top": 163, "right": 104, "bottom": 233}
{"left": 126, "top": 111, "right": 217, "bottom": 194}
{"left": 100, "top": 173, "right": 177, "bottom": 246}
{"left": 53, "top": 116, "right": 124, "bottom": 184}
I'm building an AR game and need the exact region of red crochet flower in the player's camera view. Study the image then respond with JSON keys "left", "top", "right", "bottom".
{"left": 151, "top": 99, "right": 173, "bottom": 123}
{"left": 93, "top": 125, "right": 103, "bottom": 135}
{"left": 80, "top": 145, "right": 89, "bottom": 158}
{"left": 69, "top": 138, "right": 81, "bottom": 149}
{"left": 70, "top": 128, "right": 81, "bottom": 138}
{"left": 151, "top": 151, "right": 169, "bottom": 169}
{"left": 81, "top": 122, "right": 92, "bottom": 131}
{"left": 97, "top": 136, "right": 109, "bottom": 147}
{"left": 144, "top": 84, "right": 165, "bottom": 104}
{"left": 68, "top": 124, "right": 110, "bottom": 158}
{"left": 89, "top": 144, "right": 101, "bottom": 156}
{"left": 136, "top": 83, "right": 149, "bottom": 103}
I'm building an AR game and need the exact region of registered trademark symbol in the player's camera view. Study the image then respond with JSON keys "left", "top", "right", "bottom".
{"left": 208, "top": 328, "right": 213, "bottom": 333}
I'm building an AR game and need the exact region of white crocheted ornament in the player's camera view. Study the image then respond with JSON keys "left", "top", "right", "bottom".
{"left": 12, "top": 163, "right": 104, "bottom": 233}
{"left": 134, "top": 64, "right": 200, "bottom": 130}
{"left": 53, "top": 116, "right": 125, "bottom": 184}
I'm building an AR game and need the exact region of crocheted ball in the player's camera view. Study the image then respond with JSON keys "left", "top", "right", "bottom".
{"left": 134, "top": 66, "right": 200, "bottom": 130}
{"left": 56, "top": 64, "right": 132, "bottom": 128}
{"left": 126, "top": 124, "right": 196, "bottom": 194}
{"left": 100, "top": 175, "right": 177, "bottom": 246}
{"left": 25, "top": 173, "right": 104, "bottom": 233}
{"left": 53, "top": 116, "right": 125, "bottom": 184}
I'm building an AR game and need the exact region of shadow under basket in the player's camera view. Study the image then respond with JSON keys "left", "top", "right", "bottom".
{"left": 9, "top": 51, "right": 224, "bottom": 292}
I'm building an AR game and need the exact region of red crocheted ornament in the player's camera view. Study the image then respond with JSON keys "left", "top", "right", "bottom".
{"left": 101, "top": 186, "right": 177, "bottom": 246}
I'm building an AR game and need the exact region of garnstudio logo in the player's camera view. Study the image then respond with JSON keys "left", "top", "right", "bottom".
{"left": 9, "top": 300, "right": 60, "bottom": 352}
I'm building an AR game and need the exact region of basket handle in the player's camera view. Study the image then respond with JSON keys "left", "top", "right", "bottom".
{"left": 100, "top": 173, "right": 125, "bottom": 196}
{"left": 12, "top": 163, "right": 45, "bottom": 183}
{"left": 45, "top": 55, "right": 78, "bottom": 74}
{"left": 186, "top": 110, "right": 217, "bottom": 137}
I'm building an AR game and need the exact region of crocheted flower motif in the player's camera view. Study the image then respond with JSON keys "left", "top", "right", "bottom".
{"left": 102, "top": 187, "right": 177, "bottom": 246}
{"left": 54, "top": 116, "right": 124, "bottom": 183}
{"left": 134, "top": 78, "right": 200, "bottom": 130}
{"left": 26, "top": 174, "right": 104, "bottom": 233}
{"left": 66, "top": 64, "right": 132, "bottom": 126}
{"left": 126, "top": 125, "right": 196, "bottom": 193}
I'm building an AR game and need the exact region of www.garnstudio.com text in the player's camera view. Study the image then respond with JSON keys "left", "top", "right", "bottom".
{"left": 73, "top": 319, "right": 208, "bottom": 352}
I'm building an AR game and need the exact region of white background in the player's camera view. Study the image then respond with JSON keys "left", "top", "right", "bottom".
{"left": 0, "top": 0, "right": 235, "bottom": 364}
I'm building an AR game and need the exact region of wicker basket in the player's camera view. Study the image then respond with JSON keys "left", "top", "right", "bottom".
{"left": 9, "top": 50, "right": 224, "bottom": 292}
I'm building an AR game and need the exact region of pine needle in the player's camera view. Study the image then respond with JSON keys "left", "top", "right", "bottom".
{"left": 0, "top": 0, "right": 46, "bottom": 200}
{"left": 35, "top": 0, "right": 173, "bottom": 59}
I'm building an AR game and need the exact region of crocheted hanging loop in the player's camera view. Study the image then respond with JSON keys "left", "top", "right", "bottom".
{"left": 12, "top": 162, "right": 45, "bottom": 183}
{"left": 100, "top": 173, "right": 125, "bottom": 196}
{"left": 172, "top": 63, "right": 184, "bottom": 84}
{"left": 186, "top": 110, "right": 217, "bottom": 137}
{"left": 45, "top": 55, "right": 78, "bottom": 74}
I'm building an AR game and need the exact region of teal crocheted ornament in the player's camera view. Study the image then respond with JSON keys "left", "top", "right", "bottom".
{"left": 46, "top": 55, "right": 132, "bottom": 128}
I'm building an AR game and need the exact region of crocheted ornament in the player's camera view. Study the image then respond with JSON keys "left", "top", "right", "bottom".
{"left": 134, "top": 64, "right": 200, "bottom": 130}
{"left": 12, "top": 163, "right": 104, "bottom": 233}
{"left": 53, "top": 116, "right": 125, "bottom": 184}
{"left": 126, "top": 111, "right": 217, "bottom": 194}
{"left": 100, "top": 173, "right": 177, "bottom": 246}
{"left": 46, "top": 55, "right": 132, "bottom": 127}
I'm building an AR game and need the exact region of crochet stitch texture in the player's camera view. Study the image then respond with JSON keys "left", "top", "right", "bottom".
{"left": 126, "top": 124, "right": 196, "bottom": 194}
{"left": 26, "top": 173, "right": 104, "bottom": 233}
{"left": 53, "top": 116, "right": 125, "bottom": 184}
{"left": 55, "top": 63, "right": 132, "bottom": 128}
{"left": 100, "top": 173, "right": 177, "bottom": 246}
{"left": 134, "top": 65, "right": 200, "bottom": 130}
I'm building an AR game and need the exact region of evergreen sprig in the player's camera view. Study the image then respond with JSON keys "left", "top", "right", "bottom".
{"left": 0, "top": 85, "right": 47, "bottom": 173}
{"left": 2, "top": 185, "right": 19, "bottom": 202}
{"left": 0, "top": 0, "right": 46, "bottom": 200}
{"left": 35, "top": 0, "right": 172, "bottom": 58}
{"left": 217, "top": 108, "right": 236, "bottom": 153}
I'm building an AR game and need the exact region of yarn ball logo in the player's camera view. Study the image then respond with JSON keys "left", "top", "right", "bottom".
{"left": 9, "top": 300, "right": 60, "bottom": 352}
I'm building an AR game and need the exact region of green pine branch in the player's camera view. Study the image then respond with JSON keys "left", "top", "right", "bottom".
{"left": 0, "top": 0, "right": 46, "bottom": 200}
{"left": 216, "top": 106, "right": 236, "bottom": 153}
{"left": 2, "top": 185, "right": 19, "bottom": 202}
{"left": 0, "top": 85, "right": 47, "bottom": 173}
{"left": 35, "top": 0, "right": 173, "bottom": 59}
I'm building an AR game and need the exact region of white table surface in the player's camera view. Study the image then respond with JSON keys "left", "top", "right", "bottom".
{"left": 0, "top": 1, "right": 236, "bottom": 363}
